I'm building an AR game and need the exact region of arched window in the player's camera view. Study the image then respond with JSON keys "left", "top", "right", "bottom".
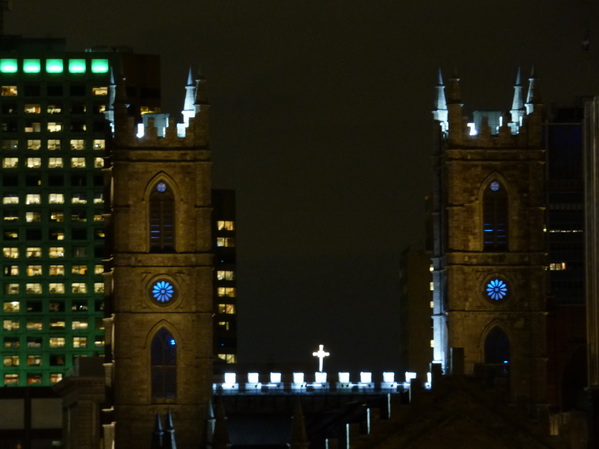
{"left": 484, "top": 327, "right": 510, "bottom": 385}
{"left": 149, "top": 182, "right": 175, "bottom": 252}
{"left": 483, "top": 181, "right": 508, "bottom": 251}
{"left": 151, "top": 328, "right": 176, "bottom": 400}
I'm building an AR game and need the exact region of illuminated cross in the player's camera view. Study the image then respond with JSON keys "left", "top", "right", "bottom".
{"left": 312, "top": 344, "right": 330, "bottom": 372}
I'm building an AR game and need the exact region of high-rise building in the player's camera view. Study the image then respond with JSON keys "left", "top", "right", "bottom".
{"left": 0, "top": 36, "right": 160, "bottom": 387}
{"left": 212, "top": 188, "right": 237, "bottom": 366}
{"left": 431, "top": 69, "right": 548, "bottom": 405}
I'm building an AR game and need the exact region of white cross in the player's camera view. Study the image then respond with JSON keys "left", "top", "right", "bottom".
{"left": 312, "top": 344, "right": 330, "bottom": 372}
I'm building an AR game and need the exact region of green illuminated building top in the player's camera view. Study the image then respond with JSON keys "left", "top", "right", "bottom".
{"left": 0, "top": 36, "right": 161, "bottom": 386}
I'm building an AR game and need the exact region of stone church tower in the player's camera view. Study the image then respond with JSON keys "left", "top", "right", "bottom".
{"left": 431, "top": 69, "right": 547, "bottom": 406}
{"left": 103, "top": 74, "right": 213, "bottom": 448}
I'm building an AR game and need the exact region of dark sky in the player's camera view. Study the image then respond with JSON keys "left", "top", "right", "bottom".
{"left": 8, "top": 1, "right": 599, "bottom": 373}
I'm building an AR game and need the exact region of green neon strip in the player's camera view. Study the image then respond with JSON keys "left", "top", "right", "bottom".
{"left": 68, "top": 59, "right": 86, "bottom": 74}
{"left": 91, "top": 59, "right": 109, "bottom": 73}
{"left": 46, "top": 59, "right": 64, "bottom": 73}
{"left": 0, "top": 59, "right": 18, "bottom": 73}
{"left": 23, "top": 59, "right": 41, "bottom": 73}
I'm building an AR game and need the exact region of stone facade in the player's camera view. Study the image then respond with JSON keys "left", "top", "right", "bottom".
{"left": 432, "top": 71, "right": 548, "bottom": 406}
{"left": 105, "top": 98, "right": 213, "bottom": 448}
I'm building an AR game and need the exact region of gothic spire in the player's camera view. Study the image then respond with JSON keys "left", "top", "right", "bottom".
{"left": 510, "top": 67, "right": 525, "bottom": 125}
{"left": 525, "top": 67, "right": 542, "bottom": 115}
{"left": 182, "top": 66, "right": 196, "bottom": 125}
{"left": 162, "top": 410, "right": 177, "bottom": 449}
{"left": 433, "top": 68, "right": 448, "bottom": 130}
{"left": 150, "top": 413, "right": 163, "bottom": 449}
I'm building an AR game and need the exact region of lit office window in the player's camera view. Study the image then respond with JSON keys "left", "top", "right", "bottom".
{"left": 26, "top": 158, "right": 41, "bottom": 168}
{"left": 4, "top": 374, "right": 19, "bottom": 385}
{"left": 49, "top": 283, "right": 65, "bottom": 294}
{"left": 27, "top": 355, "right": 42, "bottom": 366}
{"left": 4, "top": 211, "right": 18, "bottom": 221}
{"left": 94, "top": 157, "right": 104, "bottom": 168}
{"left": 49, "top": 247, "right": 64, "bottom": 258}
{"left": 48, "top": 158, "right": 63, "bottom": 168}
{"left": 94, "top": 193, "right": 104, "bottom": 204}
{"left": 4, "top": 230, "right": 18, "bottom": 239}
{"left": 25, "top": 194, "right": 41, "bottom": 204}
{"left": 26, "top": 321, "right": 42, "bottom": 331}
{"left": 50, "top": 373, "right": 63, "bottom": 384}
{"left": 26, "top": 212, "right": 41, "bottom": 222}
{"left": 3, "top": 301, "right": 19, "bottom": 312}
{"left": 2, "top": 158, "right": 18, "bottom": 168}
{"left": 47, "top": 104, "right": 62, "bottom": 114}
{"left": 72, "top": 265, "right": 87, "bottom": 275}
{"left": 1, "top": 85, "right": 17, "bottom": 96}
{"left": 28, "top": 374, "right": 42, "bottom": 385}
{"left": 27, "top": 337, "right": 42, "bottom": 348}
{"left": 70, "top": 139, "right": 85, "bottom": 150}
{"left": 72, "top": 193, "right": 87, "bottom": 205}
{"left": 26, "top": 247, "right": 41, "bottom": 258}
{"left": 72, "top": 283, "right": 87, "bottom": 294}
{"left": 95, "top": 337, "right": 105, "bottom": 348}
{"left": 71, "top": 157, "right": 86, "bottom": 168}
{"left": 217, "top": 321, "right": 231, "bottom": 331}
{"left": 3, "top": 248, "right": 18, "bottom": 258}
{"left": 2, "top": 140, "right": 18, "bottom": 150}
{"left": 4, "top": 265, "right": 18, "bottom": 276}
{"left": 27, "top": 266, "right": 42, "bottom": 276}
{"left": 47, "top": 122, "right": 62, "bottom": 132}
{"left": 49, "top": 337, "right": 65, "bottom": 348}
{"left": 217, "top": 220, "right": 235, "bottom": 231}
{"left": 25, "top": 122, "right": 41, "bottom": 132}
{"left": 218, "top": 304, "right": 236, "bottom": 314}
{"left": 25, "top": 283, "right": 42, "bottom": 294}
{"left": 93, "top": 139, "right": 105, "bottom": 150}
{"left": 3, "top": 355, "right": 19, "bottom": 367}
{"left": 47, "top": 139, "right": 61, "bottom": 150}
{"left": 94, "top": 283, "right": 104, "bottom": 293}
{"left": 217, "top": 354, "right": 236, "bottom": 364}
{"left": 49, "top": 265, "right": 65, "bottom": 276}
{"left": 27, "top": 140, "right": 41, "bottom": 150}
{"left": 217, "top": 287, "right": 236, "bottom": 298}
{"left": 92, "top": 86, "right": 108, "bottom": 95}
{"left": 73, "top": 337, "right": 87, "bottom": 348}
{"left": 94, "top": 265, "right": 103, "bottom": 275}
{"left": 50, "top": 230, "right": 65, "bottom": 241}
{"left": 49, "top": 320, "right": 65, "bottom": 330}
{"left": 24, "top": 104, "right": 41, "bottom": 114}
{"left": 3, "top": 320, "right": 20, "bottom": 330}
{"left": 72, "top": 321, "right": 88, "bottom": 330}
{"left": 217, "top": 270, "right": 236, "bottom": 281}
{"left": 216, "top": 237, "right": 235, "bottom": 247}
{"left": 49, "top": 193, "right": 64, "bottom": 204}
{"left": 50, "top": 212, "right": 64, "bottom": 222}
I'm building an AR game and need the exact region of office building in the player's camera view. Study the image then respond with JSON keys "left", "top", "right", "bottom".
{"left": 0, "top": 36, "right": 160, "bottom": 387}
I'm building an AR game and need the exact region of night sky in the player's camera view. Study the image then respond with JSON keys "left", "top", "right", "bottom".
{"left": 8, "top": 1, "right": 599, "bottom": 374}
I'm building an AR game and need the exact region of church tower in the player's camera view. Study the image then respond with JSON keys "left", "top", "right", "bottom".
{"left": 104, "top": 75, "right": 213, "bottom": 448}
{"left": 431, "top": 70, "right": 547, "bottom": 405}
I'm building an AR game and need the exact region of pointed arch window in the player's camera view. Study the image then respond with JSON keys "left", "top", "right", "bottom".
{"left": 149, "top": 182, "right": 175, "bottom": 252}
{"left": 483, "top": 181, "right": 508, "bottom": 251}
{"left": 484, "top": 327, "right": 510, "bottom": 386}
{"left": 151, "top": 328, "right": 177, "bottom": 400}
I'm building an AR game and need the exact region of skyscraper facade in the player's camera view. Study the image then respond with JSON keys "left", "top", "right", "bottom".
{"left": 0, "top": 36, "right": 160, "bottom": 387}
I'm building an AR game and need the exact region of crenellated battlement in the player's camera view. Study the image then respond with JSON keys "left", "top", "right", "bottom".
{"left": 434, "top": 68, "right": 544, "bottom": 149}
{"left": 112, "top": 110, "right": 209, "bottom": 149}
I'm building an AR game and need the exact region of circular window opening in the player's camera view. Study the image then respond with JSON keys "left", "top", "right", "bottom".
{"left": 156, "top": 182, "right": 167, "bottom": 193}
{"left": 489, "top": 181, "right": 501, "bottom": 192}
{"left": 486, "top": 278, "right": 508, "bottom": 301}
{"left": 151, "top": 280, "right": 175, "bottom": 304}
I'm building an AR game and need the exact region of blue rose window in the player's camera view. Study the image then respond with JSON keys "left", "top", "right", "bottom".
{"left": 152, "top": 280, "right": 175, "bottom": 303}
{"left": 486, "top": 279, "right": 508, "bottom": 301}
